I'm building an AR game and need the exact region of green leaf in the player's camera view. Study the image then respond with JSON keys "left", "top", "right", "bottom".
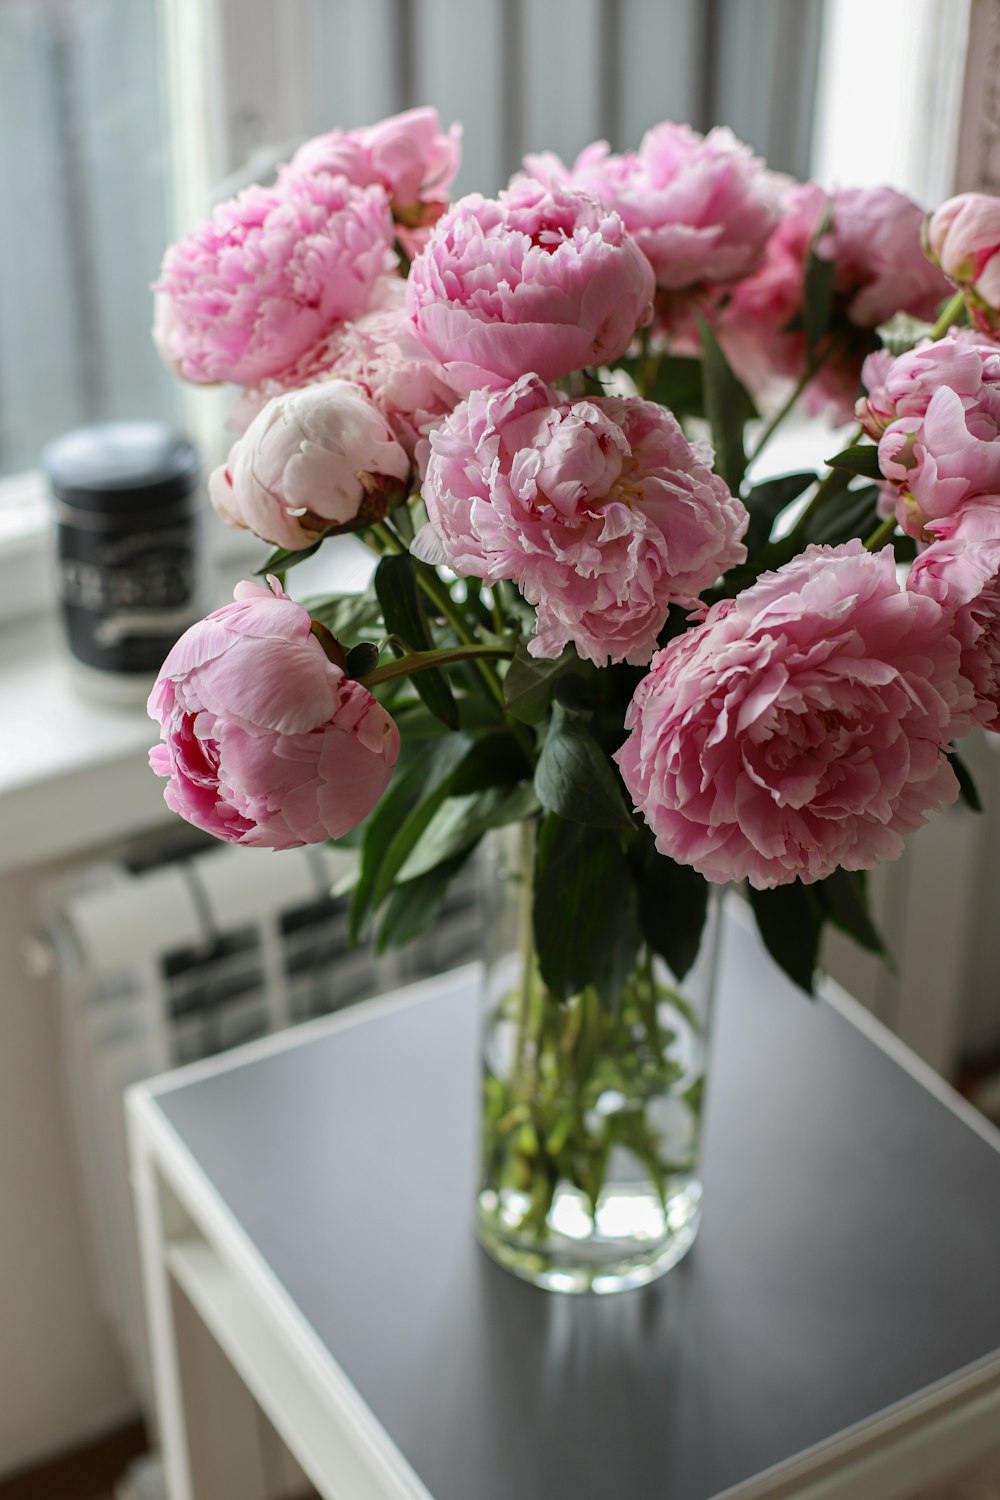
{"left": 696, "top": 314, "right": 757, "bottom": 494}
{"left": 448, "top": 730, "right": 533, "bottom": 794}
{"left": 744, "top": 471, "right": 817, "bottom": 556}
{"left": 345, "top": 642, "right": 380, "bottom": 678}
{"left": 395, "top": 782, "right": 539, "bottom": 883}
{"left": 254, "top": 540, "right": 323, "bottom": 576}
{"left": 351, "top": 735, "right": 471, "bottom": 940}
{"left": 374, "top": 554, "right": 459, "bottom": 728}
{"left": 803, "top": 247, "right": 836, "bottom": 359}
{"left": 825, "top": 443, "right": 883, "bottom": 481}
{"left": 612, "top": 353, "right": 705, "bottom": 416}
{"left": 376, "top": 851, "right": 474, "bottom": 953}
{"left": 391, "top": 696, "right": 503, "bottom": 741}
{"left": 748, "top": 882, "right": 823, "bottom": 995}
{"left": 502, "top": 643, "right": 579, "bottom": 723}
{"left": 364, "top": 731, "right": 529, "bottom": 914}
{"left": 534, "top": 703, "right": 631, "bottom": 829}
{"left": 814, "top": 868, "right": 885, "bottom": 956}
{"left": 649, "top": 355, "right": 705, "bottom": 415}
{"left": 804, "top": 482, "right": 881, "bottom": 547}
{"left": 635, "top": 848, "right": 710, "bottom": 982}
{"left": 947, "top": 748, "right": 983, "bottom": 813}
{"left": 533, "top": 817, "right": 641, "bottom": 1007}
{"left": 302, "top": 591, "right": 383, "bottom": 642}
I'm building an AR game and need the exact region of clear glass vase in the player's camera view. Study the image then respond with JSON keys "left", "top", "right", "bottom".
{"left": 476, "top": 824, "right": 719, "bottom": 1294}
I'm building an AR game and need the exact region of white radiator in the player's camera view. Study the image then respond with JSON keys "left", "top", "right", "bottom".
{"left": 35, "top": 831, "right": 481, "bottom": 1407}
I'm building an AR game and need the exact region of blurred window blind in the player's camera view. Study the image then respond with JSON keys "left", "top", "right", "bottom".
{"left": 0, "top": 0, "right": 180, "bottom": 479}
{"left": 0, "top": 0, "right": 824, "bottom": 483}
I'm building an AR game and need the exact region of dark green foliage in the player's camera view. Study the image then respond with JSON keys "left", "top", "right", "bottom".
{"left": 744, "top": 471, "right": 817, "bottom": 556}
{"left": 375, "top": 555, "right": 459, "bottom": 727}
{"left": 534, "top": 704, "right": 631, "bottom": 829}
{"left": 696, "top": 314, "right": 757, "bottom": 494}
{"left": 533, "top": 816, "right": 641, "bottom": 1008}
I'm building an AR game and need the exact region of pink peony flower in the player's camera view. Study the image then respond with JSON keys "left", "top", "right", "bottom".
{"left": 877, "top": 375, "right": 1000, "bottom": 539}
{"left": 405, "top": 180, "right": 655, "bottom": 396}
{"left": 284, "top": 107, "right": 461, "bottom": 253}
{"left": 523, "top": 123, "right": 781, "bottom": 293}
{"left": 856, "top": 333, "right": 999, "bottom": 438}
{"left": 615, "top": 542, "right": 972, "bottom": 888}
{"left": 153, "top": 177, "right": 396, "bottom": 387}
{"left": 908, "top": 499, "right": 1000, "bottom": 728}
{"left": 148, "top": 578, "right": 400, "bottom": 849}
{"left": 209, "top": 380, "right": 411, "bottom": 551}
{"left": 227, "top": 279, "right": 461, "bottom": 461}
{"left": 719, "top": 183, "right": 953, "bottom": 423}
{"left": 926, "top": 193, "right": 1000, "bottom": 333}
{"left": 415, "top": 373, "right": 747, "bottom": 665}
{"left": 828, "top": 186, "right": 951, "bottom": 328}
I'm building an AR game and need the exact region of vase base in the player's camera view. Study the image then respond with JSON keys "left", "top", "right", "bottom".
{"left": 476, "top": 1180, "right": 702, "bottom": 1295}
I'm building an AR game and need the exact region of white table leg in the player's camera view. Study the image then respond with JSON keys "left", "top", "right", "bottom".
{"left": 128, "top": 1117, "right": 195, "bottom": 1500}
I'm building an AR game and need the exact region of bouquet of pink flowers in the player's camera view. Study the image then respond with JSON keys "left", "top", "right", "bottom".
{"left": 148, "top": 105, "right": 1000, "bottom": 1000}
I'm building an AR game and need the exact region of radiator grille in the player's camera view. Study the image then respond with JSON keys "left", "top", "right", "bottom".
{"left": 40, "top": 829, "right": 481, "bottom": 1405}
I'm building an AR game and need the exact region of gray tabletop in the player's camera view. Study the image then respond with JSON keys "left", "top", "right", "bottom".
{"left": 155, "top": 912, "right": 1000, "bottom": 1500}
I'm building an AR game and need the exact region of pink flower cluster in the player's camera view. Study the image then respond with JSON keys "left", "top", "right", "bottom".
{"left": 522, "top": 123, "right": 781, "bottom": 339}
{"left": 720, "top": 184, "right": 952, "bottom": 422}
{"left": 148, "top": 579, "right": 399, "bottom": 849}
{"left": 147, "top": 106, "right": 1000, "bottom": 889}
{"left": 154, "top": 107, "right": 460, "bottom": 392}
{"left": 283, "top": 106, "right": 461, "bottom": 254}
{"left": 846, "top": 326, "right": 1000, "bottom": 741}
{"left": 858, "top": 334, "right": 1000, "bottom": 538}
{"left": 416, "top": 374, "right": 747, "bottom": 665}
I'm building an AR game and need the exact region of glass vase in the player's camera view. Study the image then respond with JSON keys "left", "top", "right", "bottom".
{"left": 476, "top": 824, "right": 719, "bottom": 1294}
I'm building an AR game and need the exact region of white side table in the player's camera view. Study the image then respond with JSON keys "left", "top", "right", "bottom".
{"left": 127, "top": 909, "right": 1000, "bottom": 1500}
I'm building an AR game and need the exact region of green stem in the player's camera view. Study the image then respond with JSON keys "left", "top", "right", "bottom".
{"left": 864, "top": 515, "right": 897, "bottom": 552}
{"left": 371, "top": 519, "right": 508, "bottom": 708}
{"left": 780, "top": 422, "right": 865, "bottom": 549}
{"left": 515, "top": 820, "right": 538, "bottom": 1080}
{"left": 359, "top": 643, "right": 513, "bottom": 688}
{"left": 747, "top": 338, "right": 839, "bottom": 469}
{"left": 929, "top": 289, "right": 966, "bottom": 341}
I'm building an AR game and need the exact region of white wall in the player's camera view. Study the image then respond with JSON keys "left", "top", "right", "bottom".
{"left": 0, "top": 864, "right": 135, "bottom": 1478}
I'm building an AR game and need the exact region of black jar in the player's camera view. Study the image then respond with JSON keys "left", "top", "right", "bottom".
{"left": 43, "top": 422, "right": 203, "bottom": 697}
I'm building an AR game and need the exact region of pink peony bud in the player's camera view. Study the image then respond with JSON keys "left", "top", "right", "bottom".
{"left": 877, "top": 370, "right": 1000, "bottom": 539}
{"left": 908, "top": 499, "right": 1000, "bottom": 729}
{"left": 615, "top": 542, "right": 972, "bottom": 888}
{"left": 856, "top": 333, "right": 998, "bottom": 438}
{"left": 415, "top": 373, "right": 747, "bottom": 665}
{"left": 209, "top": 380, "right": 411, "bottom": 551}
{"left": 153, "top": 177, "right": 396, "bottom": 387}
{"left": 524, "top": 122, "right": 781, "bottom": 294}
{"left": 405, "top": 181, "right": 655, "bottom": 396}
{"left": 926, "top": 193, "right": 1000, "bottom": 333}
{"left": 148, "top": 578, "right": 400, "bottom": 849}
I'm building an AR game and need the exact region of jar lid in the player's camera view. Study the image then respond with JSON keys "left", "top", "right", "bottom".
{"left": 42, "top": 421, "right": 200, "bottom": 512}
